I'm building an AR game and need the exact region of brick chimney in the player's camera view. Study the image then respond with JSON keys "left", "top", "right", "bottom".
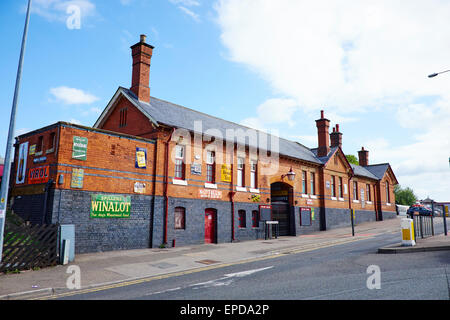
{"left": 358, "top": 147, "right": 369, "bottom": 166}
{"left": 330, "top": 124, "right": 343, "bottom": 149}
{"left": 130, "top": 34, "right": 154, "bottom": 103}
{"left": 315, "top": 110, "right": 330, "bottom": 157}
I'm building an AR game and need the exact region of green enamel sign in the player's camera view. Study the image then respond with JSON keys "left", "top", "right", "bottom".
{"left": 72, "top": 136, "right": 88, "bottom": 161}
{"left": 90, "top": 194, "right": 131, "bottom": 218}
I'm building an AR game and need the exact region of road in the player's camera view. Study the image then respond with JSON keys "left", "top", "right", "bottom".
{"left": 53, "top": 222, "right": 450, "bottom": 301}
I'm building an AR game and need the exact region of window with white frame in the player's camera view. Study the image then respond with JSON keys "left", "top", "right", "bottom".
{"left": 237, "top": 157, "right": 245, "bottom": 187}
{"left": 366, "top": 184, "right": 371, "bottom": 201}
{"left": 331, "top": 176, "right": 336, "bottom": 197}
{"left": 302, "top": 171, "right": 307, "bottom": 194}
{"left": 353, "top": 181, "right": 358, "bottom": 200}
{"left": 250, "top": 160, "right": 257, "bottom": 189}
{"left": 386, "top": 182, "right": 390, "bottom": 203}
{"left": 206, "top": 151, "right": 215, "bottom": 183}
{"left": 174, "top": 145, "right": 185, "bottom": 180}
{"left": 338, "top": 177, "right": 343, "bottom": 198}
{"left": 310, "top": 172, "right": 315, "bottom": 195}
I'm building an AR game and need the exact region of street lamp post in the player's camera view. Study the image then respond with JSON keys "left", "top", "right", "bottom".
{"left": 427, "top": 69, "right": 449, "bottom": 236}
{"left": 0, "top": 0, "right": 32, "bottom": 262}
{"left": 428, "top": 69, "right": 450, "bottom": 78}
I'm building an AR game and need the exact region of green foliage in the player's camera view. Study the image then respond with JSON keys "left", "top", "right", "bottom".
{"left": 394, "top": 185, "right": 417, "bottom": 206}
{"left": 346, "top": 154, "right": 359, "bottom": 165}
{"left": 6, "top": 210, "right": 25, "bottom": 227}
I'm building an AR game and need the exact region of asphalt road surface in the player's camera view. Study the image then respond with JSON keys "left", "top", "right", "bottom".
{"left": 55, "top": 223, "right": 450, "bottom": 301}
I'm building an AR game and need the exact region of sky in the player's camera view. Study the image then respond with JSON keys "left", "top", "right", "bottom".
{"left": 1, "top": 0, "right": 449, "bottom": 201}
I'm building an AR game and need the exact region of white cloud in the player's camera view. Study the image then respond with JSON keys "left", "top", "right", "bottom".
{"left": 120, "top": 0, "right": 132, "bottom": 5}
{"left": 169, "top": 0, "right": 200, "bottom": 6}
{"left": 69, "top": 118, "right": 82, "bottom": 125}
{"left": 177, "top": 6, "right": 201, "bottom": 22}
{"left": 50, "top": 86, "right": 99, "bottom": 105}
{"left": 240, "top": 98, "right": 298, "bottom": 131}
{"left": 215, "top": 0, "right": 450, "bottom": 201}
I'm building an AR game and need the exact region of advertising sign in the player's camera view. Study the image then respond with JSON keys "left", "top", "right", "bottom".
{"left": 134, "top": 182, "right": 146, "bottom": 194}
{"left": 90, "top": 194, "right": 131, "bottom": 218}
{"left": 135, "top": 147, "right": 147, "bottom": 169}
{"left": 72, "top": 136, "right": 88, "bottom": 161}
{"left": 16, "top": 142, "right": 29, "bottom": 184}
{"left": 29, "top": 144, "right": 36, "bottom": 156}
{"left": 28, "top": 166, "right": 50, "bottom": 185}
{"left": 300, "top": 207, "right": 312, "bottom": 226}
{"left": 71, "top": 168, "right": 84, "bottom": 189}
{"left": 199, "top": 189, "right": 222, "bottom": 199}
{"left": 259, "top": 205, "right": 272, "bottom": 221}
{"left": 191, "top": 163, "right": 202, "bottom": 175}
{"left": 221, "top": 164, "right": 231, "bottom": 182}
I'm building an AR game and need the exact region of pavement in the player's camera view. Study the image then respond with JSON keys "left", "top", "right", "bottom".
{"left": 0, "top": 215, "right": 448, "bottom": 300}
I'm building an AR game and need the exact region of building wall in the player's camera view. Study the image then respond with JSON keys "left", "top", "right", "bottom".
{"left": 50, "top": 189, "right": 153, "bottom": 253}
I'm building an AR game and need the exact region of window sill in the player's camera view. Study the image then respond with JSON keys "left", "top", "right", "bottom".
{"left": 310, "top": 195, "right": 317, "bottom": 199}
{"left": 386, "top": 203, "right": 392, "bottom": 206}
{"left": 46, "top": 148, "right": 54, "bottom": 154}
{"left": 172, "top": 179, "right": 188, "bottom": 186}
{"left": 301, "top": 194, "right": 309, "bottom": 198}
{"left": 353, "top": 200, "right": 360, "bottom": 203}
{"left": 236, "top": 186, "right": 247, "bottom": 192}
{"left": 338, "top": 197, "right": 345, "bottom": 202}
{"left": 249, "top": 188, "right": 260, "bottom": 194}
{"left": 331, "top": 197, "right": 337, "bottom": 201}
{"left": 204, "top": 183, "right": 217, "bottom": 189}
{"left": 366, "top": 201, "right": 373, "bottom": 205}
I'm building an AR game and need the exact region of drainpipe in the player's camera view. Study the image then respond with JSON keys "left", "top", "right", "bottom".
{"left": 348, "top": 172, "right": 354, "bottom": 221}
{"left": 163, "top": 128, "right": 175, "bottom": 245}
{"left": 230, "top": 149, "right": 235, "bottom": 242}
{"left": 42, "top": 179, "right": 54, "bottom": 225}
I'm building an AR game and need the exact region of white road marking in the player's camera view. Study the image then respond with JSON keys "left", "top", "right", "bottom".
{"left": 190, "top": 266, "right": 274, "bottom": 289}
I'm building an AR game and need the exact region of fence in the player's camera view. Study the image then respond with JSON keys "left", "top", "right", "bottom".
{"left": 0, "top": 223, "right": 59, "bottom": 273}
{"left": 409, "top": 214, "right": 434, "bottom": 240}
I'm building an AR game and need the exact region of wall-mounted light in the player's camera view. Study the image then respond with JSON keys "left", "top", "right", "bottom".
{"left": 281, "top": 167, "right": 296, "bottom": 182}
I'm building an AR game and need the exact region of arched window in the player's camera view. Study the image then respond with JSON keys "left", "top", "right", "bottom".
{"left": 252, "top": 210, "right": 259, "bottom": 228}
{"left": 175, "top": 207, "right": 185, "bottom": 229}
{"left": 238, "top": 210, "right": 246, "bottom": 228}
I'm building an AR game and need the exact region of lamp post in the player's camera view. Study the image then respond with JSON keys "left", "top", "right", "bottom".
{"left": 428, "top": 69, "right": 450, "bottom": 78}
{"left": 0, "top": 0, "right": 32, "bottom": 263}
{"left": 428, "top": 70, "right": 449, "bottom": 236}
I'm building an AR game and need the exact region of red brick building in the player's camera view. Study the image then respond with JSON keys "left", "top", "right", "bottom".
{"left": 10, "top": 35, "right": 398, "bottom": 253}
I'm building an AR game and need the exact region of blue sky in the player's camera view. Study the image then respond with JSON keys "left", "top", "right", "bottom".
{"left": 1, "top": 0, "right": 450, "bottom": 201}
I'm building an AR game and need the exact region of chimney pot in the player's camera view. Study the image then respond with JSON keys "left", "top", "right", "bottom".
{"left": 321, "top": 110, "right": 324, "bottom": 119}
{"left": 130, "top": 35, "right": 154, "bottom": 103}
{"left": 358, "top": 147, "right": 369, "bottom": 166}
{"left": 336, "top": 124, "right": 340, "bottom": 132}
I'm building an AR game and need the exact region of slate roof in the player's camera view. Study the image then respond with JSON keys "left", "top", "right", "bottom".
{"left": 350, "top": 164, "right": 379, "bottom": 180}
{"left": 364, "top": 164, "right": 390, "bottom": 180}
{"left": 95, "top": 87, "right": 394, "bottom": 179}
{"left": 121, "top": 88, "right": 322, "bottom": 164}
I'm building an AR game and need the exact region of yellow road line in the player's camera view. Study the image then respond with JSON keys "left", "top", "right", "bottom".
{"left": 34, "top": 236, "right": 366, "bottom": 300}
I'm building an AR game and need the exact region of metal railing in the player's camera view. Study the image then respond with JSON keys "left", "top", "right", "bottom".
{"left": 409, "top": 213, "right": 434, "bottom": 240}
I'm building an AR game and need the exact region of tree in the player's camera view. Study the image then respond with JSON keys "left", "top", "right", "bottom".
{"left": 346, "top": 154, "right": 359, "bottom": 165}
{"left": 394, "top": 185, "right": 417, "bottom": 206}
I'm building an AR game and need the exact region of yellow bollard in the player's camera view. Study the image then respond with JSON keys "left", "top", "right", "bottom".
{"left": 401, "top": 218, "right": 415, "bottom": 246}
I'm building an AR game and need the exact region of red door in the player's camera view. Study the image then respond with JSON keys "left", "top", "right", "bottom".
{"left": 204, "top": 209, "right": 216, "bottom": 244}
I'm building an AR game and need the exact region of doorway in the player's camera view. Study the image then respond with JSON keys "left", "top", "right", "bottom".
{"left": 270, "top": 182, "right": 293, "bottom": 236}
{"left": 204, "top": 208, "right": 217, "bottom": 244}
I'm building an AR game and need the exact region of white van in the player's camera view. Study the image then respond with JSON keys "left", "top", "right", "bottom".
{"left": 396, "top": 204, "right": 409, "bottom": 216}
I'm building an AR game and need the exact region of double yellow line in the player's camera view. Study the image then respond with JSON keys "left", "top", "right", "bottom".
{"left": 34, "top": 236, "right": 366, "bottom": 300}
